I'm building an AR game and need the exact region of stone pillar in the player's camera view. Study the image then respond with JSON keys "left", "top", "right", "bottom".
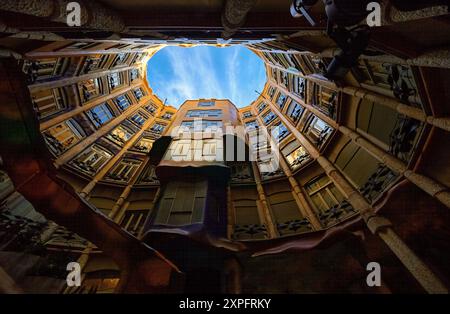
{"left": 114, "top": 201, "right": 131, "bottom": 227}
{"left": 366, "top": 215, "right": 448, "bottom": 294}
{"left": 109, "top": 157, "right": 149, "bottom": 220}
{"left": 264, "top": 93, "right": 449, "bottom": 292}
{"left": 267, "top": 63, "right": 450, "bottom": 132}
{"left": 278, "top": 154, "right": 323, "bottom": 230}
{"left": 252, "top": 105, "right": 323, "bottom": 231}
{"left": 227, "top": 186, "right": 236, "bottom": 239}
{"left": 339, "top": 126, "right": 450, "bottom": 208}
{"left": 271, "top": 80, "right": 450, "bottom": 209}
{"left": 251, "top": 161, "right": 279, "bottom": 239}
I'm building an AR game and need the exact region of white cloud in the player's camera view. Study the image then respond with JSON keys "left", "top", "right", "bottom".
{"left": 147, "top": 46, "right": 266, "bottom": 108}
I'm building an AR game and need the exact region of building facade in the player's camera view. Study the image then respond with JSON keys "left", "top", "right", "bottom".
{"left": 0, "top": 0, "right": 449, "bottom": 294}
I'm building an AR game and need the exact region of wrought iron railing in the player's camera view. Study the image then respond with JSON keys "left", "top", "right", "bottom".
{"left": 389, "top": 115, "right": 421, "bottom": 162}
{"left": 318, "top": 200, "right": 356, "bottom": 228}
{"left": 232, "top": 224, "right": 268, "bottom": 240}
{"left": 277, "top": 218, "right": 312, "bottom": 236}
{"left": 359, "top": 164, "right": 399, "bottom": 203}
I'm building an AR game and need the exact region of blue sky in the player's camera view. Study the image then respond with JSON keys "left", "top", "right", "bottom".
{"left": 146, "top": 46, "right": 267, "bottom": 108}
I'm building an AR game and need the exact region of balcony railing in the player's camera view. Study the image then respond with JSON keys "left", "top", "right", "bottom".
{"left": 277, "top": 218, "right": 312, "bottom": 236}
{"left": 232, "top": 224, "right": 268, "bottom": 240}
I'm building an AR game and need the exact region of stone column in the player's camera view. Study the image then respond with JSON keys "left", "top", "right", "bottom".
{"left": 366, "top": 215, "right": 449, "bottom": 294}
{"left": 108, "top": 157, "right": 150, "bottom": 220}
{"left": 250, "top": 161, "right": 279, "bottom": 239}
{"left": 271, "top": 80, "right": 450, "bottom": 209}
{"left": 267, "top": 63, "right": 450, "bottom": 132}
{"left": 339, "top": 126, "right": 450, "bottom": 208}
{"left": 227, "top": 186, "right": 236, "bottom": 239}
{"left": 252, "top": 107, "right": 323, "bottom": 231}
{"left": 278, "top": 154, "right": 323, "bottom": 230}
{"left": 265, "top": 93, "right": 449, "bottom": 293}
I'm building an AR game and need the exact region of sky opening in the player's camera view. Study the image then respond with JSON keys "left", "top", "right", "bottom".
{"left": 146, "top": 45, "right": 267, "bottom": 108}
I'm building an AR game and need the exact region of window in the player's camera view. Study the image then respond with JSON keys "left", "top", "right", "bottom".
{"left": 306, "top": 175, "right": 343, "bottom": 213}
{"left": 200, "top": 139, "right": 221, "bottom": 161}
{"left": 144, "top": 103, "right": 157, "bottom": 115}
{"left": 243, "top": 111, "right": 253, "bottom": 119}
{"left": 276, "top": 93, "right": 287, "bottom": 109}
{"left": 286, "top": 101, "right": 304, "bottom": 123}
{"left": 133, "top": 88, "right": 145, "bottom": 101}
{"left": 185, "top": 109, "right": 222, "bottom": 118}
{"left": 179, "top": 120, "right": 222, "bottom": 132}
{"left": 305, "top": 175, "right": 355, "bottom": 227}
{"left": 353, "top": 60, "right": 422, "bottom": 106}
{"left": 160, "top": 112, "right": 173, "bottom": 120}
{"left": 23, "top": 58, "right": 63, "bottom": 83}
{"left": 312, "top": 84, "right": 338, "bottom": 119}
{"left": 131, "top": 52, "right": 147, "bottom": 64}
{"left": 130, "top": 112, "right": 147, "bottom": 126}
{"left": 31, "top": 88, "right": 67, "bottom": 119}
{"left": 130, "top": 68, "right": 140, "bottom": 82}
{"left": 272, "top": 122, "right": 290, "bottom": 141}
{"left": 138, "top": 165, "right": 159, "bottom": 184}
{"left": 257, "top": 102, "right": 267, "bottom": 113}
{"left": 70, "top": 145, "right": 113, "bottom": 176}
{"left": 112, "top": 53, "right": 128, "bottom": 67}
{"left": 164, "top": 139, "right": 222, "bottom": 162}
{"left": 280, "top": 71, "right": 288, "bottom": 86}
{"left": 120, "top": 210, "right": 149, "bottom": 236}
{"left": 198, "top": 101, "right": 215, "bottom": 107}
{"left": 108, "top": 72, "right": 122, "bottom": 90}
{"left": 304, "top": 115, "right": 333, "bottom": 149}
{"left": 79, "top": 78, "right": 103, "bottom": 102}
{"left": 268, "top": 87, "right": 276, "bottom": 99}
{"left": 43, "top": 119, "right": 84, "bottom": 155}
{"left": 82, "top": 55, "right": 108, "bottom": 74}
{"left": 164, "top": 139, "right": 191, "bottom": 161}
{"left": 61, "top": 42, "right": 98, "bottom": 51}
{"left": 114, "top": 94, "right": 132, "bottom": 111}
{"left": 263, "top": 111, "right": 277, "bottom": 125}
{"left": 105, "top": 159, "right": 142, "bottom": 183}
{"left": 294, "top": 76, "right": 307, "bottom": 100}
{"left": 283, "top": 142, "right": 309, "bottom": 170}
{"left": 245, "top": 120, "right": 258, "bottom": 130}
{"left": 134, "top": 138, "right": 153, "bottom": 153}
{"left": 86, "top": 103, "right": 114, "bottom": 128}
{"left": 150, "top": 123, "right": 165, "bottom": 134}
{"left": 107, "top": 125, "right": 134, "bottom": 146}
{"left": 152, "top": 179, "right": 207, "bottom": 226}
